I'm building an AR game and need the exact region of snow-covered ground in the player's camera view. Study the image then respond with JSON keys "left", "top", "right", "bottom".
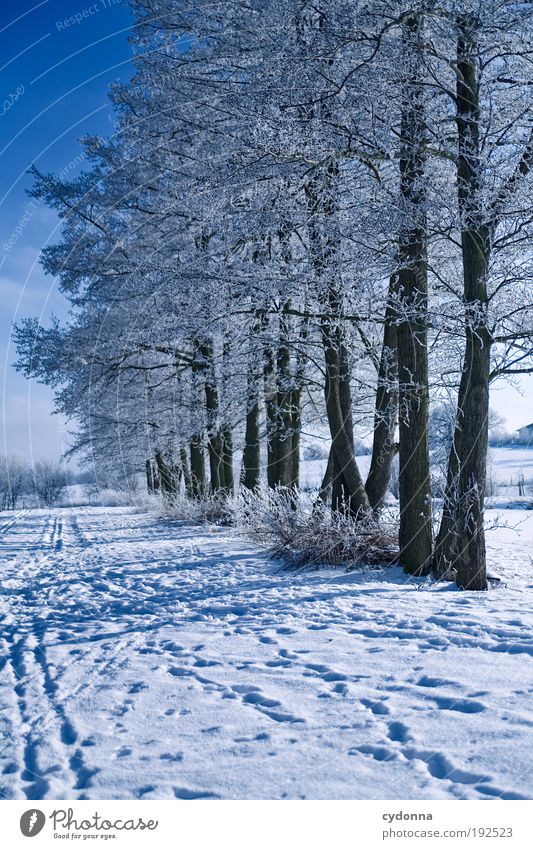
{"left": 0, "top": 505, "right": 531, "bottom": 800}
{"left": 489, "top": 446, "right": 533, "bottom": 486}
{"left": 300, "top": 445, "right": 533, "bottom": 493}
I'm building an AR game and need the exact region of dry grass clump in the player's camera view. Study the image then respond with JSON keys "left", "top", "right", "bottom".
{"left": 135, "top": 491, "right": 232, "bottom": 524}
{"left": 233, "top": 487, "right": 399, "bottom": 571}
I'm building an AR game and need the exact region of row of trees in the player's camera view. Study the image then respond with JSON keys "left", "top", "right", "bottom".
{"left": 0, "top": 457, "right": 68, "bottom": 509}
{"left": 15, "top": 1, "right": 533, "bottom": 589}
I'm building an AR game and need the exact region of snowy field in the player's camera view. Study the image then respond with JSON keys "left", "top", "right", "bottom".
{"left": 0, "top": 505, "right": 531, "bottom": 801}
{"left": 300, "top": 445, "right": 533, "bottom": 493}
{"left": 489, "top": 446, "right": 533, "bottom": 486}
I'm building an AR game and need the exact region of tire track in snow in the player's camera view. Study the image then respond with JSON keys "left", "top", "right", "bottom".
{"left": 0, "top": 509, "right": 30, "bottom": 536}
{"left": 0, "top": 510, "right": 95, "bottom": 798}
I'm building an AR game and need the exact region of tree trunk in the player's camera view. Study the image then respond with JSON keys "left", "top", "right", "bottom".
{"left": 435, "top": 14, "right": 490, "bottom": 590}
{"left": 432, "top": 436, "right": 460, "bottom": 579}
{"left": 321, "top": 309, "right": 373, "bottom": 520}
{"left": 264, "top": 343, "right": 278, "bottom": 488}
{"left": 199, "top": 339, "right": 225, "bottom": 495}
{"left": 289, "top": 316, "right": 308, "bottom": 489}
{"left": 290, "top": 387, "right": 301, "bottom": 489}
{"left": 155, "top": 450, "right": 176, "bottom": 498}
{"left": 179, "top": 447, "right": 193, "bottom": 499}
{"left": 365, "top": 274, "right": 399, "bottom": 513}
{"left": 242, "top": 367, "right": 261, "bottom": 489}
{"left": 272, "top": 305, "right": 294, "bottom": 487}
{"left": 315, "top": 444, "right": 334, "bottom": 508}
{"left": 221, "top": 428, "right": 234, "bottom": 494}
{"left": 190, "top": 340, "right": 207, "bottom": 499}
{"left": 146, "top": 459, "right": 154, "bottom": 493}
{"left": 397, "top": 13, "right": 432, "bottom": 575}
{"left": 219, "top": 338, "right": 234, "bottom": 495}
{"left": 189, "top": 437, "right": 205, "bottom": 499}
{"left": 303, "top": 154, "right": 373, "bottom": 521}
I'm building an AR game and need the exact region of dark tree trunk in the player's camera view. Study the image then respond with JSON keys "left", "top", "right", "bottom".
{"left": 199, "top": 339, "right": 225, "bottom": 495}
{"left": 272, "top": 305, "right": 294, "bottom": 487}
{"left": 321, "top": 309, "right": 373, "bottom": 520}
{"left": 397, "top": 13, "right": 432, "bottom": 575}
{"left": 289, "top": 316, "right": 308, "bottom": 489}
{"left": 189, "top": 437, "right": 205, "bottom": 499}
{"left": 179, "top": 447, "right": 193, "bottom": 499}
{"left": 146, "top": 460, "right": 154, "bottom": 493}
{"left": 146, "top": 459, "right": 156, "bottom": 493}
{"left": 264, "top": 343, "right": 278, "bottom": 488}
{"left": 190, "top": 341, "right": 207, "bottom": 499}
{"left": 242, "top": 367, "right": 261, "bottom": 489}
{"left": 290, "top": 388, "right": 301, "bottom": 489}
{"left": 331, "top": 448, "right": 346, "bottom": 514}
{"left": 304, "top": 157, "right": 372, "bottom": 521}
{"left": 435, "top": 15, "right": 491, "bottom": 590}
{"left": 432, "top": 437, "right": 460, "bottom": 579}
{"left": 221, "top": 428, "right": 234, "bottom": 494}
{"left": 218, "top": 338, "right": 234, "bottom": 495}
{"left": 155, "top": 450, "right": 176, "bottom": 498}
{"left": 365, "top": 274, "right": 399, "bottom": 513}
{"left": 315, "top": 444, "right": 334, "bottom": 508}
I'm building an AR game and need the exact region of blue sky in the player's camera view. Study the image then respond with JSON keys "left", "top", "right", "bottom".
{"left": 0, "top": 0, "right": 133, "bottom": 463}
{"left": 0, "top": 1, "right": 531, "bottom": 465}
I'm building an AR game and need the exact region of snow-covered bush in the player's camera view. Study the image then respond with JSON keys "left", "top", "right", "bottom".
{"left": 32, "top": 461, "right": 68, "bottom": 507}
{"left": 98, "top": 488, "right": 136, "bottom": 507}
{"left": 139, "top": 491, "right": 232, "bottom": 525}
{"left": 0, "top": 455, "right": 30, "bottom": 510}
{"left": 233, "top": 487, "right": 398, "bottom": 570}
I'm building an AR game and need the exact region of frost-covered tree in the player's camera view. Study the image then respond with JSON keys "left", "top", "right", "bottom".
{"left": 0, "top": 456, "right": 30, "bottom": 510}
{"left": 14, "top": 0, "right": 533, "bottom": 588}
{"left": 32, "top": 460, "right": 68, "bottom": 507}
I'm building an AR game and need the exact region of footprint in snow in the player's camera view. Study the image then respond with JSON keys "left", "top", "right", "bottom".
{"left": 136, "top": 785, "right": 157, "bottom": 798}
{"left": 350, "top": 744, "right": 398, "bottom": 762}
{"left": 232, "top": 684, "right": 305, "bottom": 724}
{"left": 160, "top": 752, "right": 183, "bottom": 762}
{"left": 116, "top": 747, "right": 133, "bottom": 758}
{"left": 231, "top": 684, "right": 260, "bottom": 694}
{"left": 167, "top": 666, "right": 192, "bottom": 677}
{"left": 128, "top": 681, "right": 147, "bottom": 694}
{"left": 432, "top": 696, "right": 486, "bottom": 713}
{"left": 416, "top": 675, "right": 460, "bottom": 689}
{"left": 387, "top": 721, "right": 411, "bottom": 743}
{"left": 304, "top": 663, "right": 347, "bottom": 683}
{"left": 2, "top": 762, "right": 17, "bottom": 775}
{"left": 475, "top": 785, "right": 528, "bottom": 800}
{"left": 242, "top": 692, "right": 280, "bottom": 708}
{"left": 174, "top": 787, "right": 220, "bottom": 800}
{"left": 360, "top": 697, "right": 390, "bottom": 716}
{"left": 402, "top": 748, "right": 491, "bottom": 786}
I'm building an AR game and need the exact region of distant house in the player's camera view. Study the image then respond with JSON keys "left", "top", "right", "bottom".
{"left": 517, "top": 423, "right": 533, "bottom": 444}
